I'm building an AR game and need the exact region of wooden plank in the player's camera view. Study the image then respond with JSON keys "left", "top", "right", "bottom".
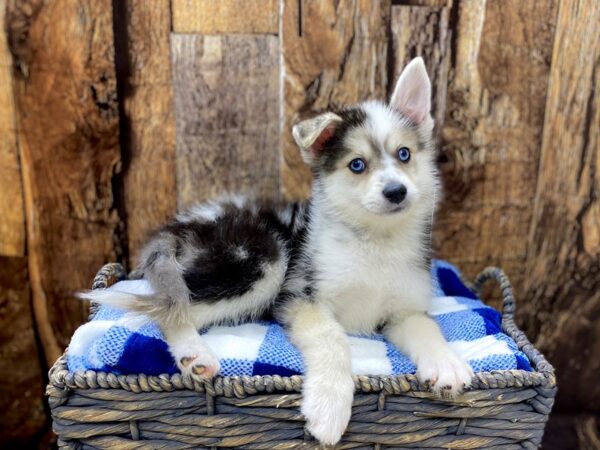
{"left": 6, "top": 0, "right": 121, "bottom": 363}
{"left": 115, "top": 0, "right": 177, "bottom": 264}
{"left": 172, "top": 0, "right": 278, "bottom": 34}
{"left": 432, "top": 0, "right": 559, "bottom": 294}
{"left": 281, "top": 0, "right": 391, "bottom": 199}
{"left": 171, "top": 34, "right": 280, "bottom": 207}
{"left": 524, "top": 0, "right": 600, "bottom": 411}
{"left": 390, "top": 2, "right": 452, "bottom": 140}
{"left": 0, "top": 257, "right": 48, "bottom": 446}
{"left": 0, "top": 0, "right": 25, "bottom": 256}
{"left": 392, "top": 0, "right": 448, "bottom": 7}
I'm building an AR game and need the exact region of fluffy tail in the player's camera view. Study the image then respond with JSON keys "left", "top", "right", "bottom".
{"left": 77, "top": 289, "right": 151, "bottom": 310}
{"left": 77, "top": 289, "right": 160, "bottom": 317}
{"left": 77, "top": 289, "right": 186, "bottom": 325}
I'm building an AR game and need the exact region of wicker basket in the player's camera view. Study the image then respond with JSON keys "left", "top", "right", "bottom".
{"left": 47, "top": 264, "right": 556, "bottom": 449}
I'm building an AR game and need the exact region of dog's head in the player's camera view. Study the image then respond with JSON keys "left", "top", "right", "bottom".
{"left": 293, "top": 57, "right": 438, "bottom": 230}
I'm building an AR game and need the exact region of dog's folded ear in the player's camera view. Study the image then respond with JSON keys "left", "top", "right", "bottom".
{"left": 292, "top": 112, "right": 343, "bottom": 166}
{"left": 390, "top": 57, "right": 431, "bottom": 125}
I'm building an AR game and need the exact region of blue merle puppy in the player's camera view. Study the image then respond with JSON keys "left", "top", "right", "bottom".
{"left": 81, "top": 58, "right": 472, "bottom": 445}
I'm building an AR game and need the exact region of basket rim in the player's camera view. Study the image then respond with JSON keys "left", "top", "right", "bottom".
{"left": 48, "top": 264, "right": 556, "bottom": 399}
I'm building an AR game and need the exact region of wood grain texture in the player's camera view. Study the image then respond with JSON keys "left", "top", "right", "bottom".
{"left": 172, "top": 0, "right": 278, "bottom": 34}
{"left": 281, "top": 0, "right": 391, "bottom": 199}
{"left": 433, "top": 0, "right": 558, "bottom": 294}
{"left": 6, "top": 0, "right": 121, "bottom": 361}
{"left": 523, "top": 0, "right": 600, "bottom": 411}
{"left": 0, "top": 257, "right": 48, "bottom": 447}
{"left": 390, "top": 2, "right": 452, "bottom": 140}
{"left": 171, "top": 34, "right": 280, "bottom": 207}
{"left": 115, "top": 0, "right": 177, "bottom": 264}
{"left": 392, "top": 0, "right": 449, "bottom": 9}
{"left": 0, "top": 0, "right": 25, "bottom": 257}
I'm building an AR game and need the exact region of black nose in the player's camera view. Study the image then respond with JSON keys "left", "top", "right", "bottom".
{"left": 382, "top": 183, "right": 407, "bottom": 204}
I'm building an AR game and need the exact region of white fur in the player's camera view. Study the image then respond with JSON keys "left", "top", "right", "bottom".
{"left": 362, "top": 100, "right": 414, "bottom": 144}
{"left": 177, "top": 201, "right": 224, "bottom": 223}
{"left": 177, "top": 194, "right": 251, "bottom": 224}
{"left": 78, "top": 289, "right": 151, "bottom": 310}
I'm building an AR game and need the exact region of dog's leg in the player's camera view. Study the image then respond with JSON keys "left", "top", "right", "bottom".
{"left": 384, "top": 312, "right": 473, "bottom": 397}
{"left": 284, "top": 301, "right": 354, "bottom": 446}
{"left": 141, "top": 242, "right": 221, "bottom": 380}
{"left": 163, "top": 322, "right": 220, "bottom": 380}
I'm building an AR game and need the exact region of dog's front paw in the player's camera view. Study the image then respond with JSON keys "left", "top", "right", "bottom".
{"left": 416, "top": 350, "right": 473, "bottom": 398}
{"left": 302, "top": 375, "right": 354, "bottom": 446}
{"left": 177, "top": 351, "right": 220, "bottom": 380}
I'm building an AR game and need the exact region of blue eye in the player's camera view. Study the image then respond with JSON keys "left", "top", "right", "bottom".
{"left": 349, "top": 158, "right": 366, "bottom": 174}
{"left": 397, "top": 147, "right": 411, "bottom": 163}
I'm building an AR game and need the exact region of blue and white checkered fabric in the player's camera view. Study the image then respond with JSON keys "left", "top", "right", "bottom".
{"left": 67, "top": 260, "right": 532, "bottom": 376}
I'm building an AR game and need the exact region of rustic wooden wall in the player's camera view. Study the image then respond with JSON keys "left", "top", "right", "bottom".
{"left": 0, "top": 0, "right": 598, "bottom": 447}
{"left": 0, "top": 4, "right": 48, "bottom": 445}
{"left": 523, "top": 0, "right": 600, "bottom": 412}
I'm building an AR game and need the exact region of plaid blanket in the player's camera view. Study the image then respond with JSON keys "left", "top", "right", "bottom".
{"left": 67, "top": 260, "right": 532, "bottom": 376}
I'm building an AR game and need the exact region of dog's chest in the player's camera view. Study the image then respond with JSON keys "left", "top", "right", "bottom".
{"left": 311, "top": 229, "right": 415, "bottom": 332}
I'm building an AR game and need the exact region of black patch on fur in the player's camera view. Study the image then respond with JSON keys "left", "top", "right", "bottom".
{"left": 163, "top": 203, "right": 290, "bottom": 303}
{"left": 319, "top": 107, "right": 367, "bottom": 173}
{"left": 303, "top": 284, "right": 313, "bottom": 298}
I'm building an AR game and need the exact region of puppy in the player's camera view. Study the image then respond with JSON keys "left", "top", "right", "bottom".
{"left": 81, "top": 57, "right": 473, "bottom": 445}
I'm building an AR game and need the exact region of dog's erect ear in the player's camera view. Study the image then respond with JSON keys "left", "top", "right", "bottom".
{"left": 390, "top": 57, "right": 431, "bottom": 125}
{"left": 292, "top": 112, "right": 343, "bottom": 166}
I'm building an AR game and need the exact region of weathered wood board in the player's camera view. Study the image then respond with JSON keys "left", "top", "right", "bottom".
{"left": 172, "top": 0, "right": 279, "bottom": 34}
{"left": 281, "top": 0, "right": 391, "bottom": 199}
{"left": 524, "top": 0, "right": 600, "bottom": 411}
{"left": 0, "top": 0, "right": 25, "bottom": 257}
{"left": 6, "top": 0, "right": 121, "bottom": 362}
{"left": 0, "top": 257, "right": 47, "bottom": 447}
{"left": 116, "top": 0, "right": 177, "bottom": 265}
{"left": 171, "top": 34, "right": 280, "bottom": 207}
{"left": 433, "top": 0, "right": 559, "bottom": 295}
{"left": 396, "top": 0, "right": 449, "bottom": 6}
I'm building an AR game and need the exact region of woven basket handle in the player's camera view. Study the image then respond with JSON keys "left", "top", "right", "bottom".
{"left": 472, "top": 267, "right": 516, "bottom": 319}
{"left": 88, "top": 263, "right": 127, "bottom": 320}
{"left": 472, "top": 267, "right": 557, "bottom": 378}
{"left": 91, "top": 262, "right": 128, "bottom": 290}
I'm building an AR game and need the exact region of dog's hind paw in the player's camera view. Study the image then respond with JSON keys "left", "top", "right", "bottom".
{"left": 178, "top": 353, "right": 220, "bottom": 380}
{"left": 165, "top": 325, "right": 221, "bottom": 381}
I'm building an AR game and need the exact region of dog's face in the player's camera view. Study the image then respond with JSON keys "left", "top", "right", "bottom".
{"left": 293, "top": 58, "right": 437, "bottom": 229}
